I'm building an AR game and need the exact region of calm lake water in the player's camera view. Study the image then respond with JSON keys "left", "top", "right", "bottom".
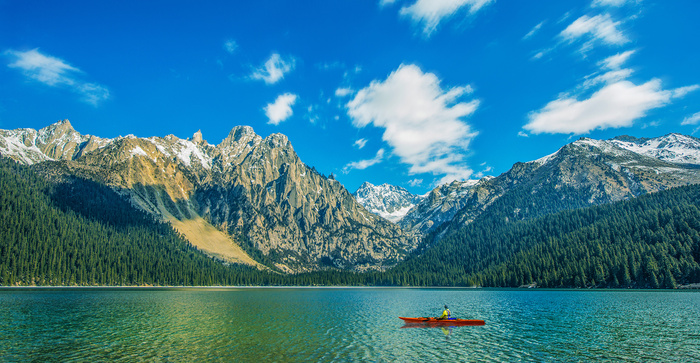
{"left": 0, "top": 288, "right": 698, "bottom": 362}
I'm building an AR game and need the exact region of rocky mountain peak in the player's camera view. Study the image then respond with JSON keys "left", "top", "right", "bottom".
{"left": 225, "top": 125, "right": 258, "bottom": 143}
{"left": 37, "top": 119, "right": 78, "bottom": 143}
{"left": 265, "top": 133, "right": 290, "bottom": 149}
{"left": 189, "top": 130, "right": 206, "bottom": 145}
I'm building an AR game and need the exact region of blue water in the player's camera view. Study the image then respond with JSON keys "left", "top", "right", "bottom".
{"left": 0, "top": 288, "right": 698, "bottom": 362}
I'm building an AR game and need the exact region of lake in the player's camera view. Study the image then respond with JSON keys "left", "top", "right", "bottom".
{"left": 0, "top": 288, "right": 698, "bottom": 362}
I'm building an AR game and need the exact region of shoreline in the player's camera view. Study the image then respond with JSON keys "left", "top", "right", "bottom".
{"left": 0, "top": 285, "right": 698, "bottom": 290}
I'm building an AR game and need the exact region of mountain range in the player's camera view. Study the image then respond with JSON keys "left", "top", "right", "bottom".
{"left": 355, "top": 133, "right": 700, "bottom": 237}
{"left": 2, "top": 120, "right": 700, "bottom": 274}
{"left": 0, "top": 120, "right": 417, "bottom": 273}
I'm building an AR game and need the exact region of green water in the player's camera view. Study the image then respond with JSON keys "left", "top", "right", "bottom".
{"left": 0, "top": 288, "right": 698, "bottom": 362}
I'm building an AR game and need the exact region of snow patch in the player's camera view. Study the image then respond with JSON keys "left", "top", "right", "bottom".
{"left": 130, "top": 146, "right": 148, "bottom": 157}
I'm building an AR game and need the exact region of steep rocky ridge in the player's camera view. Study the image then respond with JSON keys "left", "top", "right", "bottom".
{"left": 0, "top": 120, "right": 419, "bottom": 273}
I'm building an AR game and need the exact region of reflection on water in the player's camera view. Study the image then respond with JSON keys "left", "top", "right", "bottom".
{"left": 0, "top": 288, "right": 698, "bottom": 362}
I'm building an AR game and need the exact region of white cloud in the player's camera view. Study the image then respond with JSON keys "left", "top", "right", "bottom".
{"left": 525, "top": 79, "right": 682, "bottom": 135}
{"left": 224, "top": 39, "right": 238, "bottom": 54}
{"left": 78, "top": 83, "right": 110, "bottom": 105}
{"left": 251, "top": 53, "right": 295, "bottom": 85}
{"left": 599, "top": 50, "right": 635, "bottom": 70}
{"left": 5, "top": 48, "right": 109, "bottom": 106}
{"left": 579, "top": 50, "right": 636, "bottom": 89}
{"left": 306, "top": 105, "right": 320, "bottom": 124}
{"left": 591, "top": 0, "right": 630, "bottom": 7}
{"left": 379, "top": 0, "right": 398, "bottom": 7}
{"left": 473, "top": 165, "right": 492, "bottom": 178}
{"left": 347, "top": 63, "right": 478, "bottom": 182}
{"left": 354, "top": 138, "right": 368, "bottom": 149}
{"left": 335, "top": 87, "right": 354, "bottom": 97}
{"left": 6, "top": 48, "right": 78, "bottom": 86}
{"left": 682, "top": 112, "right": 700, "bottom": 126}
{"left": 523, "top": 21, "right": 545, "bottom": 40}
{"left": 400, "top": 0, "right": 494, "bottom": 36}
{"left": 531, "top": 48, "right": 552, "bottom": 61}
{"left": 582, "top": 68, "right": 634, "bottom": 89}
{"left": 560, "top": 14, "right": 628, "bottom": 50}
{"left": 672, "top": 85, "right": 700, "bottom": 98}
{"left": 343, "top": 149, "right": 385, "bottom": 172}
{"left": 525, "top": 41, "right": 699, "bottom": 136}
{"left": 408, "top": 178, "right": 423, "bottom": 187}
{"left": 264, "top": 93, "right": 297, "bottom": 125}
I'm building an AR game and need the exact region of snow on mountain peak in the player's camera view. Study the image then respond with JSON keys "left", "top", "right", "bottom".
{"left": 353, "top": 182, "right": 423, "bottom": 223}
{"left": 610, "top": 133, "right": 700, "bottom": 165}
{"left": 528, "top": 134, "right": 700, "bottom": 167}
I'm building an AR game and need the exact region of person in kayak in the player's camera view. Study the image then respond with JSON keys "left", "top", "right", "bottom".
{"left": 437, "top": 305, "right": 451, "bottom": 320}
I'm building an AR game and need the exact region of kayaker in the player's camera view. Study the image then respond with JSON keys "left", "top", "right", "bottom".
{"left": 437, "top": 305, "right": 451, "bottom": 320}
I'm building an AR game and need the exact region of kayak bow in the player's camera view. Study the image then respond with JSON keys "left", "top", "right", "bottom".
{"left": 399, "top": 317, "right": 485, "bottom": 326}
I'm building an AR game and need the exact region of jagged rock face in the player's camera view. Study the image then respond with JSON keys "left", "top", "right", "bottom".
{"left": 401, "top": 135, "right": 700, "bottom": 236}
{"left": 0, "top": 120, "right": 419, "bottom": 273}
{"left": 353, "top": 182, "right": 423, "bottom": 223}
{"left": 0, "top": 120, "right": 109, "bottom": 164}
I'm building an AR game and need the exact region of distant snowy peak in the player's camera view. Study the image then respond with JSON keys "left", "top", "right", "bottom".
{"left": 353, "top": 182, "right": 423, "bottom": 223}
{"left": 529, "top": 133, "right": 700, "bottom": 167}
{"left": 610, "top": 134, "right": 700, "bottom": 165}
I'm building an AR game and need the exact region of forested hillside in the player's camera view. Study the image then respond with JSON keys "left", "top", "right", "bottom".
{"left": 377, "top": 184, "right": 700, "bottom": 288}
{"left": 2, "top": 157, "right": 699, "bottom": 288}
{"left": 0, "top": 159, "right": 269, "bottom": 286}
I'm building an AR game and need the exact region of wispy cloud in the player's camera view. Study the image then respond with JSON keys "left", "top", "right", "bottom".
{"left": 591, "top": 0, "right": 632, "bottom": 8}
{"left": 335, "top": 87, "right": 354, "bottom": 97}
{"left": 224, "top": 39, "right": 238, "bottom": 54}
{"left": 672, "top": 85, "right": 700, "bottom": 98}
{"left": 581, "top": 51, "right": 636, "bottom": 89}
{"left": 343, "top": 148, "right": 385, "bottom": 172}
{"left": 408, "top": 178, "right": 423, "bottom": 187}
{"left": 525, "top": 7, "right": 698, "bottom": 137}
{"left": 5, "top": 48, "right": 109, "bottom": 106}
{"left": 681, "top": 112, "right": 700, "bottom": 126}
{"left": 399, "top": 0, "right": 494, "bottom": 37}
{"left": 560, "top": 14, "right": 628, "bottom": 54}
{"left": 265, "top": 93, "right": 297, "bottom": 125}
{"left": 354, "top": 138, "right": 368, "bottom": 149}
{"left": 250, "top": 53, "right": 295, "bottom": 85}
{"left": 523, "top": 21, "right": 545, "bottom": 40}
{"left": 598, "top": 50, "right": 635, "bottom": 70}
{"left": 347, "top": 64, "right": 479, "bottom": 183}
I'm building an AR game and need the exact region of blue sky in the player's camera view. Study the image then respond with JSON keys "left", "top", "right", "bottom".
{"left": 2, "top": 0, "right": 699, "bottom": 194}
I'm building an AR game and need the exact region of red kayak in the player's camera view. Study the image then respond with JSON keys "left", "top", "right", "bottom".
{"left": 399, "top": 317, "right": 485, "bottom": 326}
